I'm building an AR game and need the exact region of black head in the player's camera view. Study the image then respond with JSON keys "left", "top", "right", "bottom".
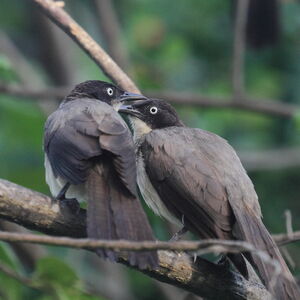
{"left": 65, "top": 80, "right": 124, "bottom": 104}
{"left": 63, "top": 80, "right": 146, "bottom": 105}
{"left": 120, "top": 98, "right": 184, "bottom": 129}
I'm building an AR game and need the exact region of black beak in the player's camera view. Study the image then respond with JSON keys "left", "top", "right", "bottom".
{"left": 119, "top": 92, "right": 151, "bottom": 117}
{"left": 120, "top": 91, "right": 148, "bottom": 102}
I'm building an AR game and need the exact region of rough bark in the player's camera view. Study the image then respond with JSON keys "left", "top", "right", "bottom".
{"left": 0, "top": 179, "right": 272, "bottom": 299}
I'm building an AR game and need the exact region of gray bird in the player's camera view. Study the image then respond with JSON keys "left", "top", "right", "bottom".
{"left": 119, "top": 98, "right": 300, "bottom": 299}
{"left": 43, "top": 80, "right": 158, "bottom": 269}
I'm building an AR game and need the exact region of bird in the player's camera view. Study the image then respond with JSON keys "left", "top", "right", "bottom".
{"left": 43, "top": 80, "right": 158, "bottom": 269}
{"left": 119, "top": 98, "right": 300, "bottom": 299}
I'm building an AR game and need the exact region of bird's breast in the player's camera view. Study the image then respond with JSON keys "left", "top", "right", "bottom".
{"left": 136, "top": 153, "right": 181, "bottom": 227}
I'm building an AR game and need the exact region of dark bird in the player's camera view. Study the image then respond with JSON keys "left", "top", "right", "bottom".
{"left": 119, "top": 98, "right": 300, "bottom": 299}
{"left": 43, "top": 80, "right": 158, "bottom": 269}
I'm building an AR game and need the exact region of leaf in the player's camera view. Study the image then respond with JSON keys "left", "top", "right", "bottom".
{"left": 293, "top": 109, "right": 300, "bottom": 131}
{"left": 34, "top": 257, "right": 78, "bottom": 287}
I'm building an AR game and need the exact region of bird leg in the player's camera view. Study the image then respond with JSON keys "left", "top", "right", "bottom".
{"left": 170, "top": 226, "right": 188, "bottom": 242}
{"left": 170, "top": 215, "right": 188, "bottom": 241}
{"left": 56, "top": 182, "right": 80, "bottom": 214}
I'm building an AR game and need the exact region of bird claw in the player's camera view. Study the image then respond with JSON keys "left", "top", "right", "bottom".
{"left": 169, "top": 226, "right": 188, "bottom": 242}
{"left": 58, "top": 197, "right": 81, "bottom": 215}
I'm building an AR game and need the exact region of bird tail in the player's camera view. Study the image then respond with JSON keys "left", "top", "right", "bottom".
{"left": 233, "top": 209, "right": 300, "bottom": 300}
{"left": 86, "top": 164, "right": 158, "bottom": 269}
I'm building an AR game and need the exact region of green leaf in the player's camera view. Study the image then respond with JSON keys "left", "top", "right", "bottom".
{"left": 293, "top": 109, "right": 300, "bottom": 131}
{"left": 34, "top": 257, "right": 78, "bottom": 287}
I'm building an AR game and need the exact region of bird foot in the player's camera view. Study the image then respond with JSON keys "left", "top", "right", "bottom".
{"left": 57, "top": 197, "right": 81, "bottom": 215}
{"left": 169, "top": 226, "right": 188, "bottom": 242}
{"left": 217, "top": 255, "right": 230, "bottom": 268}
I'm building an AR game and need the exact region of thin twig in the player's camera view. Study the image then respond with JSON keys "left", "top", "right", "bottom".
{"left": 30, "top": 0, "right": 139, "bottom": 93}
{"left": 273, "top": 231, "right": 300, "bottom": 246}
{"left": 0, "top": 231, "right": 282, "bottom": 293}
{"left": 0, "top": 230, "right": 278, "bottom": 253}
{"left": 284, "top": 210, "right": 294, "bottom": 239}
{"left": 232, "top": 0, "right": 250, "bottom": 99}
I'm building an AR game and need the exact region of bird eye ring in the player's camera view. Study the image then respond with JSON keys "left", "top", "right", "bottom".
{"left": 106, "top": 87, "right": 114, "bottom": 96}
{"left": 150, "top": 106, "right": 158, "bottom": 114}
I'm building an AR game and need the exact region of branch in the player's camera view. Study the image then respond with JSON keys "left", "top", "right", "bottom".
{"left": 1, "top": 83, "right": 299, "bottom": 119}
{"left": 148, "top": 91, "right": 298, "bottom": 118}
{"left": 93, "top": 0, "right": 130, "bottom": 70}
{"left": 273, "top": 231, "right": 300, "bottom": 246}
{"left": 232, "top": 0, "right": 249, "bottom": 99}
{"left": 0, "top": 230, "right": 283, "bottom": 255}
{"left": 30, "top": 0, "right": 139, "bottom": 93}
{"left": 0, "top": 179, "right": 86, "bottom": 237}
{"left": 238, "top": 147, "right": 300, "bottom": 171}
{"left": 0, "top": 179, "right": 271, "bottom": 299}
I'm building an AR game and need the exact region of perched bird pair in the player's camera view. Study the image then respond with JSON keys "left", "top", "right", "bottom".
{"left": 44, "top": 80, "right": 300, "bottom": 299}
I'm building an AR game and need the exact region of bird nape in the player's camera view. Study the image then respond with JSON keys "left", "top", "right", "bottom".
{"left": 43, "top": 80, "right": 158, "bottom": 270}
{"left": 119, "top": 97, "right": 300, "bottom": 300}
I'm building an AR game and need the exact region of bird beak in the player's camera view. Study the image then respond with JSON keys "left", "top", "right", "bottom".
{"left": 120, "top": 91, "right": 148, "bottom": 102}
{"left": 118, "top": 92, "right": 150, "bottom": 117}
{"left": 118, "top": 103, "right": 143, "bottom": 118}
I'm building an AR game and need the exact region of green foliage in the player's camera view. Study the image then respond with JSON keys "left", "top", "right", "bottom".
{"left": 0, "top": 0, "right": 300, "bottom": 298}
{"left": 0, "top": 252, "right": 106, "bottom": 300}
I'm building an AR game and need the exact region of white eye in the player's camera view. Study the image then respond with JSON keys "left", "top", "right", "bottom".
{"left": 106, "top": 87, "right": 114, "bottom": 96}
{"left": 150, "top": 106, "right": 158, "bottom": 114}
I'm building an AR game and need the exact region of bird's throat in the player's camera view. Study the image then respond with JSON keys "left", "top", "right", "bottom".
{"left": 128, "top": 117, "right": 152, "bottom": 142}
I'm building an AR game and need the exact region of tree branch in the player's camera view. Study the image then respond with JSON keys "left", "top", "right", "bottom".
{"left": 1, "top": 83, "right": 299, "bottom": 119}
{"left": 93, "top": 0, "right": 130, "bottom": 70}
{"left": 232, "top": 0, "right": 249, "bottom": 99}
{"left": 273, "top": 231, "right": 300, "bottom": 246}
{"left": 30, "top": 0, "right": 139, "bottom": 93}
{"left": 148, "top": 91, "right": 298, "bottom": 119}
{"left": 0, "top": 178, "right": 272, "bottom": 299}
{"left": 238, "top": 147, "right": 300, "bottom": 171}
{"left": 0, "top": 179, "right": 86, "bottom": 237}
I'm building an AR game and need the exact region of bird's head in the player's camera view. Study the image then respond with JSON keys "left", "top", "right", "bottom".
{"left": 63, "top": 80, "right": 147, "bottom": 110}
{"left": 119, "top": 98, "right": 183, "bottom": 131}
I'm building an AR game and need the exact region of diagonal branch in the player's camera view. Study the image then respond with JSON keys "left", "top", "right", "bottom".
{"left": 0, "top": 178, "right": 271, "bottom": 299}
{"left": 30, "top": 0, "right": 139, "bottom": 93}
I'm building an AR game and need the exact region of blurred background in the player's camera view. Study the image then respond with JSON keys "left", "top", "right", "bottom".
{"left": 0, "top": 0, "right": 300, "bottom": 299}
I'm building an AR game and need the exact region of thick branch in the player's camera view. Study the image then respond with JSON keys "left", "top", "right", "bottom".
{"left": 30, "top": 0, "right": 139, "bottom": 93}
{"left": 0, "top": 179, "right": 86, "bottom": 237}
{"left": 0, "top": 179, "right": 271, "bottom": 299}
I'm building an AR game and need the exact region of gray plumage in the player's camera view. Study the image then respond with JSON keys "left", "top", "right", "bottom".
{"left": 138, "top": 126, "right": 300, "bottom": 298}
{"left": 44, "top": 93, "right": 158, "bottom": 269}
{"left": 122, "top": 98, "right": 300, "bottom": 299}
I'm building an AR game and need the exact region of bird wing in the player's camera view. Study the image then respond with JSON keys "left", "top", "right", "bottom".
{"left": 141, "top": 127, "right": 239, "bottom": 239}
{"left": 142, "top": 127, "right": 300, "bottom": 299}
{"left": 44, "top": 98, "right": 158, "bottom": 269}
{"left": 44, "top": 98, "right": 136, "bottom": 195}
